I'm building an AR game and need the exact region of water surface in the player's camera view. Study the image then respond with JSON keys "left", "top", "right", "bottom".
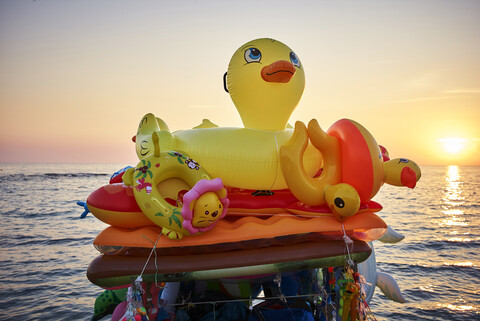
{"left": 0, "top": 164, "right": 478, "bottom": 320}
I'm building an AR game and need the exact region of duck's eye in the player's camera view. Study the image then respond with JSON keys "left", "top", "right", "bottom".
{"left": 244, "top": 48, "right": 262, "bottom": 63}
{"left": 290, "top": 52, "right": 300, "bottom": 68}
{"left": 334, "top": 197, "right": 345, "bottom": 209}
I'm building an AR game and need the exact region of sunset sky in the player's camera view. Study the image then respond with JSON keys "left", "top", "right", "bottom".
{"left": 1, "top": 0, "right": 479, "bottom": 166}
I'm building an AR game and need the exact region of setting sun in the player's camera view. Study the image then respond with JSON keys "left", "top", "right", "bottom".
{"left": 432, "top": 137, "right": 480, "bottom": 165}
{"left": 438, "top": 138, "right": 467, "bottom": 154}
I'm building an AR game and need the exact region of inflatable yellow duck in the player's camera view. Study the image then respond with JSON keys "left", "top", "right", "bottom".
{"left": 135, "top": 38, "right": 321, "bottom": 190}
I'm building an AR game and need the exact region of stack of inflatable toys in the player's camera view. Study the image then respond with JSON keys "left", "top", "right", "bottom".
{"left": 80, "top": 38, "right": 421, "bottom": 321}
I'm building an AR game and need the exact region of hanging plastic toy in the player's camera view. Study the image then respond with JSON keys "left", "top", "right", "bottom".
{"left": 120, "top": 277, "right": 149, "bottom": 321}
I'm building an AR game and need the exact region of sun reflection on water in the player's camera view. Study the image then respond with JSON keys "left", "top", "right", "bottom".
{"left": 446, "top": 237, "right": 472, "bottom": 242}
{"left": 440, "top": 166, "right": 467, "bottom": 228}
{"left": 443, "top": 166, "right": 464, "bottom": 203}
{"left": 436, "top": 303, "right": 477, "bottom": 312}
{"left": 443, "top": 262, "right": 475, "bottom": 267}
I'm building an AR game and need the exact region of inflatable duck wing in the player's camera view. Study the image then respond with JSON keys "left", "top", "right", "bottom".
{"left": 134, "top": 39, "right": 322, "bottom": 190}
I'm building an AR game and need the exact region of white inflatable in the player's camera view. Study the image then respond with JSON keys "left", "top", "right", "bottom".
{"left": 358, "top": 226, "right": 407, "bottom": 303}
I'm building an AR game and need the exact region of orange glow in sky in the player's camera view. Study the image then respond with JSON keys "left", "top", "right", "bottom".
{"left": 0, "top": 0, "right": 479, "bottom": 166}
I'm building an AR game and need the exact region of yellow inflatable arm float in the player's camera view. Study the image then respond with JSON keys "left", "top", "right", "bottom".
{"left": 280, "top": 118, "right": 421, "bottom": 221}
{"left": 280, "top": 120, "right": 361, "bottom": 221}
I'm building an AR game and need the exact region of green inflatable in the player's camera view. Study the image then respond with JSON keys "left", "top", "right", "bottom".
{"left": 91, "top": 288, "right": 127, "bottom": 321}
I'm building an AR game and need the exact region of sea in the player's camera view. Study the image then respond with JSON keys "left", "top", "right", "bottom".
{"left": 0, "top": 164, "right": 478, "bottom": 320}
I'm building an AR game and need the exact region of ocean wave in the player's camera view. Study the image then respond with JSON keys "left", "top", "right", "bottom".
{"left": 378, "top": 261, "right": 480, "bottom": 281}
{"left": 414, "top": 303, "right": 479, "bottom": 321}
{"left": 0, "top": 235, "right": 93, "bottom": 247}
{"left": 43, "top": 172, "right": 109, "bottom": 178}
{"left": 0, "top": 173, "right": 110, "bottom": 181}
{"left": 402, "top": 239, "right": 480, "bottom": 251}
{"left": 0, "top": 165, "right": 478, "bottom": 321}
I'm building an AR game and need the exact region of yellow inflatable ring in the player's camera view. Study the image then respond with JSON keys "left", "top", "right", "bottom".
{"left": 123, "top": 136, "right": 228, "bottom": 240}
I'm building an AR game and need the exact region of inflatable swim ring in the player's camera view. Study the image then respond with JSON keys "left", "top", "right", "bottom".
{"left": 281, "top": 119, "right": 421, "bottom": 220}
{"left": 123, "top": 133, "right": 229, "bottom": 239}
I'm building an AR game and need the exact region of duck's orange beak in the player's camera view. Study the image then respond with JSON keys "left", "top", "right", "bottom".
{"left": 261, "top": 60, "right": 296, "bottom": 83}
{"left": 401, "top": 167, "right": 417, "bottom": 189}
{"left": 132, "top": 135, "right": 136, "bottom": 143}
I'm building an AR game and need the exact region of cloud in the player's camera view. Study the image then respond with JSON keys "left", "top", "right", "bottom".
{"left": 386, "top": 96, "right": 457, "bottom": 104}
{"left": 386, "top": 88, "right": 480, "bottom": 104}
{"left": 187, "top": 105, "right": 217, "bottom": 109}
{"left": 407, "top": 71, "right": 443, "bottom": 89}
{"left": 443, "top": 89, "right": 480, "bottom": 95}
{"left": 437, "top": 138, "right": 480, "bottom": 143}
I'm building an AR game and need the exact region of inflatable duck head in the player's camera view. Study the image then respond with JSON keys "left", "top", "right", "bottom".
{"left": 226, "top": 38, "right": 305, "bottom": 131}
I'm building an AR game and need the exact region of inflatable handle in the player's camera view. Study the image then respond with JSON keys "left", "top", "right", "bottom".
{"left": 378, "top": 226, "right": 405, "bottom": 244}
{"left": 77, "top": 201, "right": 90, "bottom": 218}
{"left": 109, "top": 166, "right": 133, "bottom": 184}
{"left": 376, "top": 271, "right": 407, "bottom": 303}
